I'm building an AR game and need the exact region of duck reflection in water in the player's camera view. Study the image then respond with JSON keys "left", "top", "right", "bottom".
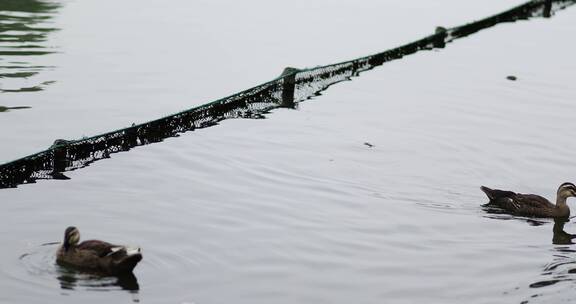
{"left": 552, "top": 218, "right": 576, "bottom": 245}
{"left": 57, "top": 265, "right": 139, "bottom": 291}
{"left": 524, "top": 219, "right": 576, "bottom": 299}
{"left": 56, "top": 265, "right": 140, "bottom": 302}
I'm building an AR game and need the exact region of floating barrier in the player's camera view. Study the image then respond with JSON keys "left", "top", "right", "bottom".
{"left": 0, "top": 0, "right": 574, "bottom": 189}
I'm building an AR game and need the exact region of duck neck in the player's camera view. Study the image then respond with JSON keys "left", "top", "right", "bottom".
{"left": 63, "top": 241, "right": 76, "bottom": 252}
{"left": 556, "top": 195, "right": 568, "bottom": 207}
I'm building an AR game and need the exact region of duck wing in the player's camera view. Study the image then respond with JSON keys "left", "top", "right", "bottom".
{"left": 513, "top": 194, "right": 554, "bottom": 208}
{"left": 514, "top": 193, "right": 556, "bottom": 217}
{"left": 77, "top": 240, "right": 115, "bottom": 257}
{"left": 501, "top": 193, "right": 555, "bottom": 216}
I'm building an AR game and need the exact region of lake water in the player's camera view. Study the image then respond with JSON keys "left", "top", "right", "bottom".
{"left": 1, "top": 0, "right": 576, "bottom": 303}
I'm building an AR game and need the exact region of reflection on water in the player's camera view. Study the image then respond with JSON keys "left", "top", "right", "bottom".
{"left": 482, "top": 204, "right": 550, "bottom": 227}
{"left": 0, "top": 0, "right": 59, "bottom": 94}
{"left": 516, "top": 219, "right": 576, "bottom": 303}
{"left": 484, "top": 215, "right": 576, "bottom": 303}
{"left": 57, "top": 265, "right": 140, "bottom": 294}
{"left": 551, "top": 219, "right": 576, "bottom": 245}
{"left": 57, "top": 265, "right": 140, "bottom": 303}
{"left": 485, "top": 206, "right": 576, "bottom": 302}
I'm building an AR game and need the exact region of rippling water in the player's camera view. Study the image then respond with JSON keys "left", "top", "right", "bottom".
{"left": 1, "top": 1, "right": 576, "bottom": 303}
{"left": 0, "top": 0, "right": 58, "bottom": 95}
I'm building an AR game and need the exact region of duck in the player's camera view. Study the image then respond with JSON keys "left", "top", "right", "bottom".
{"left": 480, "top": 182, "right": 576, "bottom": 218}
{"left": 56, "top": 227, "right": 142, "bottom": 275}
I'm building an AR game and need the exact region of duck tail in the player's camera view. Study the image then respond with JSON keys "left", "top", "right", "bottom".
{"left": 480, "top": 186, "right": 495, "bottom": 200}
{"left": 114, "top": 253, "right": 143, "bottom": 274}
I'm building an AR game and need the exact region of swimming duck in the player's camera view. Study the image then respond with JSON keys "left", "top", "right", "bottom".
{"left": 56, "top": 227, "right": 142, "bottom": 275}
{"left": 480, "top": 182, "right": 576, "bottom": 218}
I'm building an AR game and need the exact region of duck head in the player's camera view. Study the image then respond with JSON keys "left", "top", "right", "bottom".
{"left": 557, "top": 182, "right": 576, "bottom": 199}
{"left": 63, "top": 226, "right": 80, "bottom": 251}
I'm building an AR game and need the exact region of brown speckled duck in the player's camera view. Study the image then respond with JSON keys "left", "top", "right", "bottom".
{"left": 56, "top": 227, "right": 142, "bottom": 275}
{"left": 481, "top": 182, "right": 576, "bottom": 218}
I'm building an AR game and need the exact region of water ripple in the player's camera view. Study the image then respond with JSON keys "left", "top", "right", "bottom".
{"left": 0, "top": 0, "right": 59, "bottom": 95}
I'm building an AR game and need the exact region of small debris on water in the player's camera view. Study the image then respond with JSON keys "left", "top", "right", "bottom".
{"left": 364, "top": 142, "right": 374, "bottom": 148}
{"left": 506, "top": 75, "right": 517, "bottom": 81}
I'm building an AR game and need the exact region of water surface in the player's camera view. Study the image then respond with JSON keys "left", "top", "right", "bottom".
{"left": 1, "top": 1, "right": 576, "bottom": 303}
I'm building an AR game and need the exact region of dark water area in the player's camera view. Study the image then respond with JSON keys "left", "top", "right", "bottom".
{"left": 1, "top": 1, "right": 576, "bottom": 303}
